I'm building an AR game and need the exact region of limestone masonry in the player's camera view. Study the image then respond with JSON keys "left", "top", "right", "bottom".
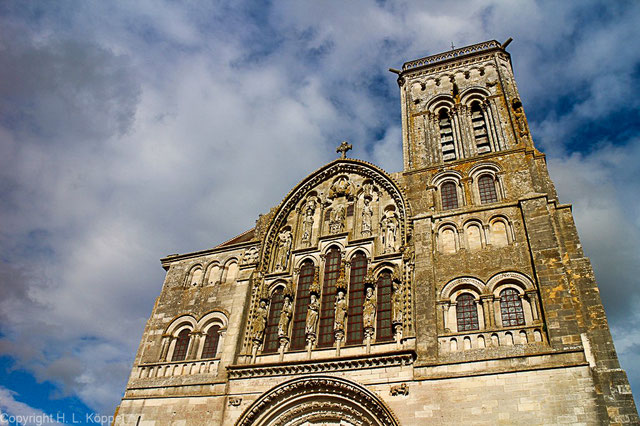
{"left": 114, "top": 40, "right": 639, "bottom": 425}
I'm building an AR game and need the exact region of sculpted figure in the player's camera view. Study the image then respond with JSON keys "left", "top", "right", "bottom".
{"left": 305, "top": 294, "right": 320, "bottom": 335}
{"left": 361, "top": 197, "right": 373, "bottom": 236}
{"left": 329, "top": 203, "right": 346, "bottom": 234}
{"left": 380, "top": 210, "right": 399, "bottom": 253}
{"left": 275, "top": 229, "right": 292, "bottom": 271}
{"left": 334, "top": 290, "right": 347, "bottom": 331}
{"left": 392, "top": 282, "right": 403, "bottom": 324}
{"left": 301, "top": 210, "right": 314, "bottom": 245}
{"left": 363, "top": 287, "right": 377, "bottom": 329}
{"left": 252, "top": 300, "right": 268, "bottom": 341}
{"left": 278, "top": 295, "right": 293, "bottom": 337}
{"left": 512, "top": 99, "right": 529, "bottom": 138}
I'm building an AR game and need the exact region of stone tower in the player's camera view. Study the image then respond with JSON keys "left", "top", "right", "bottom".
{"left": 114, "top": 40, "right": 638, "bottom": 425}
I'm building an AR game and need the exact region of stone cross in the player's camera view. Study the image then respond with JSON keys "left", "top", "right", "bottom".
{"left": 336, "top": 141, "right": 352, "bottom": 159}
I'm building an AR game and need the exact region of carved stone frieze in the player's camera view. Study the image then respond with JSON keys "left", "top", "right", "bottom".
{"left": 227, "top": 351, "right": 415, "bottom": 379}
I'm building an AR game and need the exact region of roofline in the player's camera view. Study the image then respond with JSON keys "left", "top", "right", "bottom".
{"left": 399, "top": 39, "right": 509, "bottom": 75}
{"left": 160, "top": 238, "right": 257, "bottom": 269}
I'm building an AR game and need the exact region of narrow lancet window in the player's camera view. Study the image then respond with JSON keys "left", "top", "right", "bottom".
{"left": 262, "top": 287, "right": 284, "bottom": 354}
{"left": 376, "top": 271, "right": 394, "bottom": 342}
{"left": 318, "top": 247, "right": 341, "bottom": 347}
{"left": 346, "top": 252, "right": 367, "bottom": 345}
{"left": 291, "top": 260, "right": 315, "bottom": 350}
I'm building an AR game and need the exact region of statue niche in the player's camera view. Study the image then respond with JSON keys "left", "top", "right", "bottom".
{"left": 380, "top": 206, "right": 400, "bottom": 253}
{"left": 300, "top": 195, "right": 317, "bottom": 247}
{"left": 274, "top": 226, "right": 293, "bottom": 272}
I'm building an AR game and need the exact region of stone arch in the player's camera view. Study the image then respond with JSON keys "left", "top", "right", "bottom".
{"left": 486, "top": 271, "right": 534, "bottom": 294}
{"left": 204, "top": 261, "right": 222, "bottom": 285}
{"left": 235, "top": 376, "right": 400, "bottom": 426}
{"left": 460, "top": 86, "right": 491, "bottom": 106}
{"left": 463, "top": 219, "right": 485, "bottom": 251}
{"left": 346, "top": 246, "right": 372, "bottom": 262}
{"left": 260, "top": 159, "right": 410, "bottom": 273}
{"left": 185, "top": 264, "right": 204, "bottom": 287}
{"left": 488, "top": 215, "right": 512, "bottom": 247}
{"left": 440, "top": 276, "right": 486, "bottom": 300}
{"left": 425, "top": 94, "right": 455, "bottom": 113}
{"left": 221, "top": 258, "right": 239, "bottom": 283}
{"left": 164, "top": 314, "right": 197, "bottom": 336}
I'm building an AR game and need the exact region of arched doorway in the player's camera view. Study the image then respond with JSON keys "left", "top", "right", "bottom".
{"left": 235, "top": 376, "right": 400, "bottom": 426}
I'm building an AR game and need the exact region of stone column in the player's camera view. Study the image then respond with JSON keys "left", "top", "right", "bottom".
{"left": 159, "top": 335, "right": 173, "bottom": 362}
{"left": 481, "top": 295, "right": 495, "bottom": 328}
{"left": 526, "top": 289, "right": 541, "bottom": 322}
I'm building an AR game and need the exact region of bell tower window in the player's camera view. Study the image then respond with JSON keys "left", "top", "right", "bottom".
{"left": 471, "top": 101, "right": 491, "bottom": 153}
{"left": 441, "top": 181, "right": 459, "bottom": 210}
{"left": 439, "top": 109, "right": 456, "bottom": 161}
{"left": 171, "top": 329, "right": 190, "bottom": 361}
{"left": 478, "top": 175, "right": 498, "bottom": 204}
{"left": 201, "top": 325, "right": 220, "bottom": 359}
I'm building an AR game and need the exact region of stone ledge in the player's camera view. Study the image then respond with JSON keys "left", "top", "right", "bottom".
{"left": 227, "top": 350, "right": 416, "bottom": 379}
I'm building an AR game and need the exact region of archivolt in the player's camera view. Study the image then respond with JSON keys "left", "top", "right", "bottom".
{"left": 235, "top": 375, "right": 400, "bottom": 426}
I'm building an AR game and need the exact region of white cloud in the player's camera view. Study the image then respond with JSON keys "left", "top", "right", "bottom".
{"left": 0, "top": 387, "right": 64, "bottom": 426}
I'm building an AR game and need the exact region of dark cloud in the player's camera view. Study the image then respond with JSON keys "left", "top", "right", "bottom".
{"left": 0, "top": 0, "right": 638, "bottom": 415}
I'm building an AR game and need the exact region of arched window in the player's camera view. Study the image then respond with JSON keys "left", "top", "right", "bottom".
{"left": 201, "top": 325, "right": 220, "bottom": 359}
{"left": 376, "top": 271, "right": 394, "bottom": 342}
{"left": 172, "top": 329, "right": 190, "bottom": 361}
{"left": 478, "top": 175, "right": 498, "bottom": 204}
{"left": 263, "top": 287, "right": 285, "bottom": 354}
{"left": 290, "top": 260, "right": 315, "bottom": 350}
{"left": 346, "top": 252, "right": 367, "bottom": 345}
{"left": 456, "top": 294, "right": 479, "bottom": 331}
{"left": 318, "top": 247, "right": 342, "bottom": 348}
{"left": 471, "top": 101, "right": 490, "bottom": 153}
{"left": 500, "top": 288, "right": 525, "bottom": 326}
{"left": 441, "top": 181, "right": 459, "bottom": 210}
{"left": 439, "top": 109, "right": 456, "bottom": 161}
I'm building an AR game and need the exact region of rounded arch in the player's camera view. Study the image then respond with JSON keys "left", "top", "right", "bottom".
{"left": 441, "top": 276, "right": 485, "bottom": 300}
{"left": 322, "top": 242, "right": 345, "bottom": 256}
{"left": 260, "top": 159, "right": 410, "bottom": 273}
{"left": 486, "top": 271, "right": 535, "bottom": 295}
{"left": 425, "top": 94, "right": 455, "bottom": 113}
{"left": 437, "top": 221, "right": 461, "bottom": 233}
{"left": 346, "top": 247, "right": 371, "bottom": 262}
{"left": 293, "top": 255, "right": 317, "bottom": 270}
{"left": 204, "top": 261, "right": 221, "bottom": 285}
{"left": 371, "top": 261, "right": 399, "bottom": 280}
{"left": 268, "top": 279, "right": 289, "bottom": 294}
{"left": 460, "top": 86, "right": 491, "bottom": 105}
{"left": 235, "top": 376, "right": 400, "bottom": 426}
{"left": 164, "top": 314, "right": 197, "bottom": 335}
{"left": 221, "top": 257, "right": 239, "bottom": 283}
{"left": 184, "top": 264, "right": 204, "bottom": 287}
{"left": 197, "top": 310, "right": 229, "bottom": 331}
{"left": 431, "top": 170, "right": 463, "bottom": 187}
{"left": 469, "top": 162, "right": 501, "bottom": 180}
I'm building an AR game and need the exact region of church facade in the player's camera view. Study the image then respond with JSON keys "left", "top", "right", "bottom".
{"left": 114, "top": 40, "right": 638, "bottom": 425}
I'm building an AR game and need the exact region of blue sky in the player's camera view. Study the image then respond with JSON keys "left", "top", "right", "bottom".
{"left": 1, "top": 1, "right": 639, "bottom": 423}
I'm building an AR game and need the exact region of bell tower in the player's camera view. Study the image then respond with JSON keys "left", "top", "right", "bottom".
{"left": 395, "top": 39, "right": 532, "bottom": 170}
{"left": 391, "top": 40, "right": 638, "bottom": 424}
